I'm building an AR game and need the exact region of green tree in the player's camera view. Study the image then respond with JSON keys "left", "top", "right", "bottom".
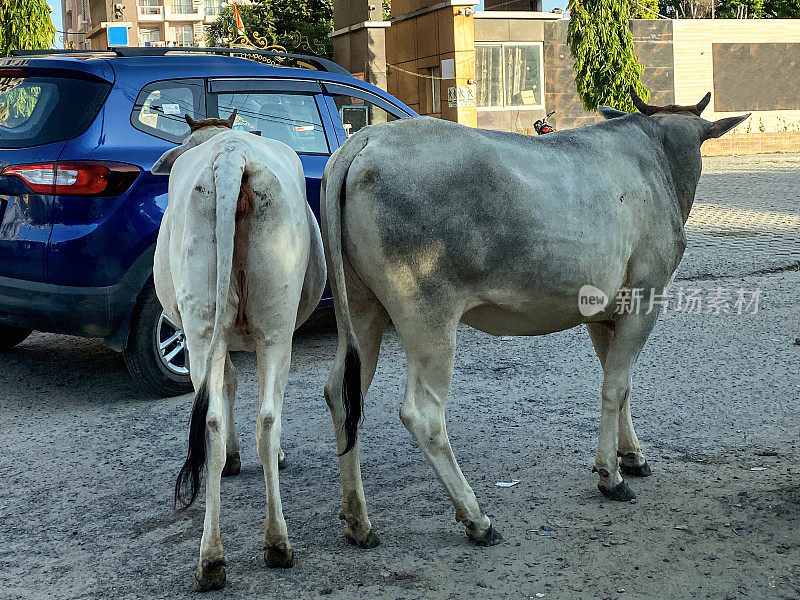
{"left": 206, "top": 4, "right": 275, "bottom": 48}
{"left": 1, "top": 86, "right": 41, "bottom": 121}
{"left": 205, "top": 0, "right": 333, "bottom": 59}
{"left": 763, "top": 0, "right": 800, "bottom": 16}
{"left": 630, "top": 0, "right": 661, "bottom": 18}
{"left": 0, "top": 0, "right": 55, "bottom": 57}
{"left": 657, "top": 0, "right": 712, "bottom": 18}
{"left": 567, "top": 0, "right": 650, "bottom": 112}
{"left": 716, "top": 0, "right": 765, "bottom": 17}
{"left": 660, "top": 0, "right": 784, "bottom": 17}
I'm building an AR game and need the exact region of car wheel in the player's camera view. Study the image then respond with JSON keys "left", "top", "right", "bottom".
{"left": 0, "top": 325, "right": 33, "bottom": 350}
{"left": 124, "top": 282, "right": 193, "bottom": 397}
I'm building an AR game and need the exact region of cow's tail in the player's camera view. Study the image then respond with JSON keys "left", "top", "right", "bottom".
{"left": 321, "top": 139, "right": 369, "bottom": 456}
{"left": 174, "top": 148, "right": 246, "bottom": 511}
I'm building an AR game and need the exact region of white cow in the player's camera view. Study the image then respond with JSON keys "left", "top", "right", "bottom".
{"left": 151, "top": 112, "right": 326, "bottom": 591}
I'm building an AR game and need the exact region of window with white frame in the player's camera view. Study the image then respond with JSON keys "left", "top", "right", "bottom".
{"left": 476, "top": 43, "right": 544, "bottom": 109}
{"left": 204, "top": 0, "right": 222, "bottom": 15}
{"left": 174, "top": 24, "right": 193, "bottom": 45}
{"left": 429, "top": 66, "right": 441, "bottom": 114}
{"left": 172, "top": 0, "right": 194, "bottom": 13}
{"left": 139, "top": 0, "right": 161, "bottom": 14}
{"left": 139, "top": 27, "right": 160, "bottom": 43}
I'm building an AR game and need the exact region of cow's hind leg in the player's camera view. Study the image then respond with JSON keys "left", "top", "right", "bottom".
{"left": 221, "top": 356, "right": 241, "bottom": 477}
{"left": 395, "top": 318, "right": 502, "bottom": 547}
{"left": 187, "top": 343, "right": 230, "bottom": 592}
{"left": 325, "top": 296, "right": 388, "bottom": 549}
{"left": 255, "top": 334, "right": 294, "bottom": 568}
{"left": 617, "top": 390, "right": 652, "bottom": 479}
{"left": 592, "top": 312, "right": 659, "bottom": 501}
{"left": 587, "top": 323, "right": 651, "bottom": 478}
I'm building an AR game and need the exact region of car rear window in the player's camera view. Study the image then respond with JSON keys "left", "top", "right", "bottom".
{"left": 0, "top": 75, "right": 111, "bottom": 149}
{"left": 131, "top": 78, "right": 205, "bottom": 143}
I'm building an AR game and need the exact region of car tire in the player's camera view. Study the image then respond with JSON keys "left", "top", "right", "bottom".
{"left": 124, "top": 282, "right": 193, "bottom": 397}
{"left": 0, "top": 325, "right": 33, "bottom": 350}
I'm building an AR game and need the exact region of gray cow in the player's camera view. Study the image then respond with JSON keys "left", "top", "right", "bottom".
{"left": 320, "top": 89, "right": 748, "bottom": 547}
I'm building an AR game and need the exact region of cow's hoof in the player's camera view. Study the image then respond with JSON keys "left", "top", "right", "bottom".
{"left": 598, "top": 481, "right": 636, "bottom": 502}
{"left": 264, "top": 545, "right": 294, "bottom": 569}
{"left": 194, "top": 559, "right": 226, "bottom": 592}
{"left": 346, "top": 528, "right": 381, "bottom": 549}
{"left": 278, "top": 454, "right": 287, "bottom": 470}
{"left": 222, "top": 452, "right": 241, "bottom": 477}
{"left": 620, "top": 460, "right": 652, "bottom": 478}
{"left": 467, "top": 525, "right": 504, "bottom": 547}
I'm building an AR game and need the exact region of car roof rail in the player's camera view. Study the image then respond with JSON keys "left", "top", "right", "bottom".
{"left": 10, "top": 47, "right": 351, "bottom": 76}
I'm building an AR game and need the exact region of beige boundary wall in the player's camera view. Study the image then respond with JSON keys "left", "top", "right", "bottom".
{"left": 673, "top": 20, "right": 800, "bottom": 134}
{"left": 474, "top": 17, "right": 800, "bottom": 155}
{"left": 672, "top": 20, "right": 800, "bottom": 155}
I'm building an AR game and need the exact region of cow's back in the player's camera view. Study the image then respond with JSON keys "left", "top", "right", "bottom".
{"left": 341, "top": 117, "right": 686, "bottom": 334}
{"left": 160, "top": 131, "right": 318, "bottom": 345}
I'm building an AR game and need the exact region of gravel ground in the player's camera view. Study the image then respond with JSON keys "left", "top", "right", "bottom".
{"left": 1, "top": 154, "right": 799, "bottom": 600}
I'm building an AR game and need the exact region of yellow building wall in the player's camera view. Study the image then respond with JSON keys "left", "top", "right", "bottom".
{"left": 673, "top": 19, "right": 800, "bottom": 134}
{"left": 386, "top": 3, "right": 476, "bottom": 126}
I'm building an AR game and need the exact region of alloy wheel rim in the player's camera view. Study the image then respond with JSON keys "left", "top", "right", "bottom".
{"left": 156, "top": 312, "right": 189, "bottom": 376}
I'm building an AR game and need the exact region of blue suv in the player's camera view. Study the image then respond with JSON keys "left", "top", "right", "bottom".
{"left": 0, "top": 47, "right": 415, "bottom": 395}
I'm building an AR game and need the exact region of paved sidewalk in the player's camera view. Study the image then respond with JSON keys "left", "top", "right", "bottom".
{"left": 681, "top": 154, "right": 800, "bottom": 280}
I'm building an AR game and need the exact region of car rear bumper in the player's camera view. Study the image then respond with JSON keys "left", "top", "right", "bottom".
{"left": 0, "top": 274, "right": 134, "bottom": 334}
{"left": 0, "top": 246, "right": 154, "bottom": 349}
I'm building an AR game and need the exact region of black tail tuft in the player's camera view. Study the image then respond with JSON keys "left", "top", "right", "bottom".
{"left": 174, "top": 379, "right": 210, "bottom": 511}
{"left": 340, "top": 342, "right": 363, "bottom": 456}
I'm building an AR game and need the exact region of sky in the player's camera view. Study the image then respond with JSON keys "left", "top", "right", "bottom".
{"left": 47, "top": 0, "right": 64, "bottom": 48}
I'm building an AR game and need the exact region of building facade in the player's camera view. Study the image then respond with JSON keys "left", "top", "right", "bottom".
{"left": 62, "top": 0, "right": 231, "bottom": 49}
{"left": 60, "top": 0, "right": 800, "bottom": 155}
{"left": 334, "top": 0, "right": 800, "bottom": 155}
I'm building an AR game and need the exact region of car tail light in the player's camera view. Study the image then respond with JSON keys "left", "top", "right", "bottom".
{"left": 1, "top": 164, "right": 56, "bottom": 193}
{"left": 1, "top": 162, "right": 140, "bottom": 196}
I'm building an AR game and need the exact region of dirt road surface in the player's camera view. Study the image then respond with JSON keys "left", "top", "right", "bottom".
{"left": 1, "top": 154, "right": 799, "bottom": 600}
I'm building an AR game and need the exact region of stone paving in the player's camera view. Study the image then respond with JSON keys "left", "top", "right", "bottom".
{"left": 680, "top": 153, "right": 800, "bottom": 280}
{"left": 1, "top": 153, "right": 798, "bottom": 600}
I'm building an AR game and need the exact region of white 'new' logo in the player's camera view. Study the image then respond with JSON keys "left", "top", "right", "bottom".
{"left": 578, "top": 285, "right": 608, "bottom": 317}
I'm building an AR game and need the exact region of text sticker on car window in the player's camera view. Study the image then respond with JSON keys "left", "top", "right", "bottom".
{"left": 162, "top": 103, "right": 181, "bottom": 115}
{"left": 295, "top": 125, "right": 315, "bottom": 132}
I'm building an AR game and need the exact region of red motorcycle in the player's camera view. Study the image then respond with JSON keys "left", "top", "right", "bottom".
{"left": 534, "top": 110, "right": 556, "bottom": 135}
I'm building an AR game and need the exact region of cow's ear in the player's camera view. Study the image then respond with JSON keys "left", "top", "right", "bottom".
{"left": 598, "top": 106, "right": 627, "bottom": 120}
{"left": 703, "top": 113, "right": 750, "bottom": 140}
{"left": 151, "top": 146, "right": 184, "bottom": 175}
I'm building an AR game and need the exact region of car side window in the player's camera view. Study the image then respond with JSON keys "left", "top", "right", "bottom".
{"left": 211, "top": 91, "right": 329, "bottom": 155}
{"left": 131, "top": 78, "right": 205, "bottom": 143}
{"left": 330, "top": 94, "right": 399, "bottom": 137}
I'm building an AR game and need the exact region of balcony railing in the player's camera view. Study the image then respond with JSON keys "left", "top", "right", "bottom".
{"left": 165, "top": 1, "right": 203, "bottom": 19}
{"left": 138, "top": 5, "right": 164, "bottom": 18}
{"left": 171, "top": 1, "right": 197, "bottom": 14}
